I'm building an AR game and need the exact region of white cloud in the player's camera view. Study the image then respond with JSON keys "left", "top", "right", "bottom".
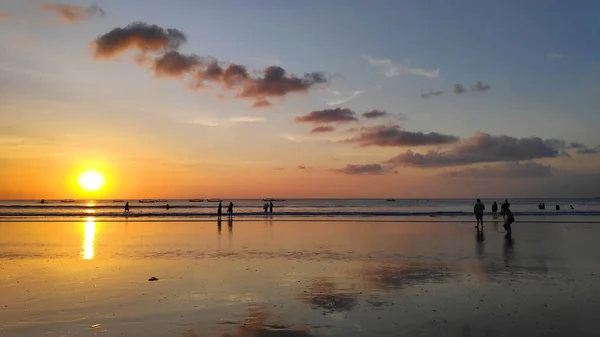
{"left": 363, "top": 55, "right": 440, "bottom": 79}
{"left": 326, "top": 90, "right": 366, "bottom": 106}
{"left": 548, "top": 52, "right": 564, "bottom": 59}
{"left": 185, "top": 118, "right": 220, "bottom": 127}
{"left": 280, "top": 133, "right": 302, "bottom": 143}
{"left": 229, "top": 116, "right": 266, "bottom": 123}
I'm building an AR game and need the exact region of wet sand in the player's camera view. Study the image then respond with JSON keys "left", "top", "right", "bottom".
{"left": 1, "top": 218, "right": 600, "bottom": 336}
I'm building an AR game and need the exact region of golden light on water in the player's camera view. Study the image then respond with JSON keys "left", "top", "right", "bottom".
{"left": 81, "top": 217, "right": 96, "bottom": 260}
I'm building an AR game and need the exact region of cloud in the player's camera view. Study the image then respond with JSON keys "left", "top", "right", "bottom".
{"left": 40, "top": 3, "right": 105, "bottom": 23}
{"left": 364, "top": 55, "right": 439, "bottom": 78}
{"left": 310, "top": 126, "right": 335, "bottom": 134}
{"left": 295, "top": 108, "right": 358, "bottom": 124}
{"left": 280, "top": 133, "right": 302, "bottom": 143}
{"left": 421, "top": 90, "right": 443, "bottom": 99}
{"left": 362, "top": 109, "right": 388, "bottom": 119}
{"left": 326, "top": 89, "right": 365, "bottom": 106}
{"left": 386, "top": 132, "right": 570, "bottom": 167}
{"left": 0, "top": 12, "right": 10, "bottom": 20}
{"left": 344, "top": 124, "right": 459, "bottom": 147}
{"left": 91, "top": 22, "right": 326, "bottom": 108}
{"left": 472, "top": 80, "right": 491, "bottom": 92}
{"left": 185, "top": 118, "right": 219, "bottom": 127}
{"left": 548, "top": 52, "right": 564, "bottom": 59}
{"left": 334, "top": 164, "right": 393, "bottom": 175}
{"left": 297, "top": 165, "right": 313, "bottom": 170}
{"left": 568, "top": 142, "right": 599, "bottom": 155}
{"left": 229, "top": 116, "right": 266, "bottom": 123}
{"left": 453, "top": 84, "right": 467, "bottom": 94}
{"left": 442, "top": 162, "right": 554, "bottom": 179}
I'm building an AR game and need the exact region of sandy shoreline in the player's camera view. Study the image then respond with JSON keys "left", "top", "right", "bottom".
{"left": 1, "top": 219, "right": 600, "bottom": 336}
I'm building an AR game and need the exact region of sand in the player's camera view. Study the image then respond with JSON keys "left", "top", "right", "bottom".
{"left": 1, "top": 218, "right": 600, "bottom": 337}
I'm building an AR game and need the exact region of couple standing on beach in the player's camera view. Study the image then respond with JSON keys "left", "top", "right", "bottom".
{"left": 474, "top": 199, "right": 514, "bottom": 234}
{"left": 217, "top": 201, "right": 233, "bottom": 220}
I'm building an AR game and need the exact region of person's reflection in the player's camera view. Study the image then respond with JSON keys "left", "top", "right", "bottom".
{"left": 476, "top": 229, "right": 485, "bottom": 259}
{"left": 217, "top": 219, "right": 222, "bottom": 233}
{"left": 491, "top": 215, "right": 500, "bottom": 231}
{"left": 503, "top": 234, "right": 515, "bottom": 267}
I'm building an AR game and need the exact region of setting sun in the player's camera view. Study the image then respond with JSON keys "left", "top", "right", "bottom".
{"left": 77, "top": 170, "right": 106, "bottom": 192}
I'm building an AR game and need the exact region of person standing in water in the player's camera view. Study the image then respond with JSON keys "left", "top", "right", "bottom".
{"left": 269, "top": 201, "right": 274, "bottom": 214}
{"left": 217, "top": 202, "right": 222, "bottom": 220}
{"left": 503, "top": 205, "right": 515, "bottom": 234}
{"left": 474, "top": 199, "right": 485, "bottom": 229}
{"left": 227, "top": 202, "right": 234, "bottom": 220}
{"left": 491, "top": 201, "right": 498, "bottom": 213}
{"left": 124, "top": 202, "right": 130, "bottom": 213}
{"left": 263, "top": 203, "right": 269, "bottom": 213}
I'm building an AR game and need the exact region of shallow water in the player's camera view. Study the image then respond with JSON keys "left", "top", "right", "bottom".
{"left": 1, "top": 219, "right": 600, "bottom": 336}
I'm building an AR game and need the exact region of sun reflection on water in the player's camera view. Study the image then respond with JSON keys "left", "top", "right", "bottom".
{"left": 81, "top": 217, "right": 96, "bottom": 260}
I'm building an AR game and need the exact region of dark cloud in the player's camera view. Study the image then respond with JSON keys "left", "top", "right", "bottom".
{"left": 453, "top": 84, "right": 467, "bottom": 94}
{"left": 310, "top": 126, "right": 335, "bottom": 133}
{"left": 334, "top": 164, "right": 393, "bottom": 175}
{"left": 387, "top": 132, "right": 569, "bottom": 167}
{"left": 297, "top": 279, "right": 359, "bottom": 313}
{"left": 472, "top": 80, "right": 491, "bottom": 92}
{"left": 40, "top": 3, "right": 105, "bottom": 23}
{"left": 295, "top": 108, "right": 357, "bottom": 124}
{"left": 91, "top": 22, "right": 326, "bottom": 108}
{"left": 442, "top": 162, "right": 553, "bottom": 179}
{"left": 421, "top": 90, "right": 443, "bottom": 99}
{"left": 568, "top": 142, "right": 599, "bottom": 155}
{"left": 343, "top": 124, "right": 459, "bottom": 147}
{"left": 362, "top": 109, "right": 388, "bottom": 119}
{"left": 297, "top": 165, "right": 313, "bottom": 170}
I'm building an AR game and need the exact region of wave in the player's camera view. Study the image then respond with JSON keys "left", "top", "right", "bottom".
{"left": 2, "top": 210, "right": 600, "bottom": 218}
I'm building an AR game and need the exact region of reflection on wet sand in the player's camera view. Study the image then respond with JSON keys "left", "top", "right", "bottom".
{"left": 361, "top": 262, "right": 455, "bottom": 290}
{"left": 297, "top": 278, "right": 359, "bottom": 313}
{"left": 81, "top": 217, "right": 96, "bottom": 260}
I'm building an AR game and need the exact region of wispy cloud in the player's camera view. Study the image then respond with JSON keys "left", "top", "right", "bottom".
{"left": 295, "top": 108, "right": 358, "bottom": 124}
{"left": 548, "top": 52, "right": 564, "bottom": 59}
{"left": 310, "top": 126, "right": 335, "bottom": 133}
{"left": 280, "top": 133, "right": 302, "bottom": 143}
{"left": 363, "top": 55, "right": 439, "bottom": 79}
{"left": 471, "top": 81, "right": 491, "bottom": 92}
{"left": 334, "top": 164, "right": 394, "bottom": 176}
{"left": 453, "top": 84, "right": 467, "bottom": 94}
{"left": 40, "top": 3, "right": 105, "bottom": 23}
{"left": 326, "top": 90, "right": 366, "bottom": 106}
{"left": 0, "top": 12, "right": 10, "bottom": 20}
{"left": 421, "top": 90, "right": 443, "bottom": 99}
{"left": 185, "top": 118, "right": 220, "bottom": 127}
{"left": 229, "top": 116, "right": 266, "bottom": 123}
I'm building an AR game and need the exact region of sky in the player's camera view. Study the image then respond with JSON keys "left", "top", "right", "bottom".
{"left": 1, "top": 0, "right": 600, "bottom": 199}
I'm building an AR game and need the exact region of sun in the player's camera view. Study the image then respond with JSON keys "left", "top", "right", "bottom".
{"left": 77, "top": 170, "right": 106, "bottom": 192}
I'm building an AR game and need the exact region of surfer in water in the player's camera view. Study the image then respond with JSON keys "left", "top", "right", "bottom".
{"left": 227, "top": 202, "right": 233, "bottom": 220}
{"left": 124, "top": 202, "right": 129, "bottom": 213}
{"left": 217, "top": 202, "right": 222, "bottom": 220}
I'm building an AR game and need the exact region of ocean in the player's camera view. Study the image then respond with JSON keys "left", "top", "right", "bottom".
{"left": 1, "top": 198, "right": 600, "bottom": 222}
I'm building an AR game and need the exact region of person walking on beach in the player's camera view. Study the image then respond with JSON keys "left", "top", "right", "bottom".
{"left": 124, "top": 202, "right": 129, "bottom": 213}
{"left": 269, "top": 201, "right": 273, "bottom": 214}
{"left": 491, "top": 201, "right": 498, "bottom": 213}
{"left": 217, "top": 202, "right": 222, "bottom": 220}
{"left": 500, "top": 199, "right": 510, "bottom": 218}
{"left": 503, "top": 205, "right": 515, "bottom": 234}
{"left": 227, "top": 202, "right": 234, "bottom": 220}
{"left": 474, "top": 199, "right": 485, "bottom": 229}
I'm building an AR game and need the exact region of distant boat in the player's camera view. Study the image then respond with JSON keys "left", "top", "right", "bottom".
{"left": 386, "top": 199, "right": 396, "bottom": 202}
{"left": 61, "top": 199, "right": 75, "bottom": 203}
{"left": 207, "top": 199, "right": 223, "bottom": 202}
{"left": 154, "top": 199, "right": 167, "bottom": 202}
{"left": 189, "top": 199, "right": 204, "bottom": 202}
{"left": 139, "top": 199, "right": 155, "bottom": 203}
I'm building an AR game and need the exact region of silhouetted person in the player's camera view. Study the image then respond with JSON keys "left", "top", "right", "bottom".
{"left": 269, "top": 201, "right": 273, "bottom": 213}
{"left": 217, "top": 202, "right": 222, "bottom": 220}
{"left": 474, "top": 198, "right": 485, "bottom": 229}
{"left": 227, "top": 202, "right": 233, "bottom": 219}
{"left": 570, "top": 205, "right": 574, "bottom": 210}
{"left": 491, "top": 201, "right": 498, "bottom": 213}
{"left": 166, "top": 203, "right": 170, "bottom": 210}
{"left": 542, "top": 203, "right": 545, "bottom": 210}
{"left": 500, "top": 199, "right": 510, "bottom": 219}
{"left": 124, "top": 202, "right": 129, "bottom": 213}
{"left": 263, "top": 203, "right": 269, "bottom": 213}
{"left": 555, "top": 205, "right": 560, "bottom": 211}
{"left": 41, "top": 199, "right": 45, "bottom": 204}
{"left": 538, "top": 203, "right": 542, "bottom": 210}
{"left": 503, "top": 205, "right": 515, "bottom": 234}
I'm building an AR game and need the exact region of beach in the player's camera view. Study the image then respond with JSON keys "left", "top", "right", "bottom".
{"left": 2, "top": 217, "right": 600, "bottom": 337}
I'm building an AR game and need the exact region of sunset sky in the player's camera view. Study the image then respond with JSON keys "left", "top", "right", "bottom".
{"left": 1, "top": 0, "right": 600, "bottom": 199}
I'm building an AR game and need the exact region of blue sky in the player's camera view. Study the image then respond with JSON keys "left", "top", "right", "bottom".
{"left": 1, "top": 0, "right": 600, "bottom": 198}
